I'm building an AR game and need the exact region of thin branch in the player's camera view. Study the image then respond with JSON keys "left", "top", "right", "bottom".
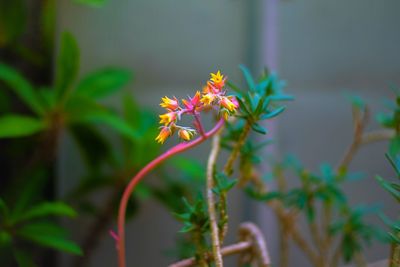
{"left": 206, "top": 130, "right": 224, "bottom": 267}
{"left": 361, "top": 129, "right": 395, "bottom": 144}
{"left": 337, "top": 106, "right": 370, "bottom": 170}
{"left": 239, "top": 222, "right": 271, "bottom": 267}
{"left": 169, "top": 241, "right": 252, "bottom": 267}
{"left": 223, "top": 121, "right": 251, "bottom": 175}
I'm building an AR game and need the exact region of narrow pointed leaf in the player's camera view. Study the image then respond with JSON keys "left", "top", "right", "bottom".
{"left": 239, "top": 65, "right": 256, "bottom": 91}
{"left": 12, "top": 202, "right": 76, "bottom": 223}
{"left": 17, "top": 222, "right": 82, "bottom": 255}
{"left": 55, "top": 32, "right": 79, "bottom": 99}
{"left": 0, "top": 115, "right": 46, "bottom": 138}
{"left": 261, "top": 106, "right": 286, "bottom": 120}
{"left": 74, "top": 68, "right": 132, "bottom": 99}
{"left": 0, "top": 63, "right": 44, "bottom": 114}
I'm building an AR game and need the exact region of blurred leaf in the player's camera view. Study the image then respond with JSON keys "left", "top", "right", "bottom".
{"left": 11, "top": 172, "right": 47, "bottom": 219}
{"left": 134, "top": 183, "right": 152, "bottom": 200}
{"left": 73, "top": 0, "right": 108, "bottom": 7}
{"left": 77, "top": 110, "right": 140, "bottom": 141}
{"left": 0, "top": 87, "right": 11, "bottom": 112}
{"left": 376, "top": 175, "right": 400, "bottom": 202}
{"left": 13, "top": 250, "right": 37, "bottom": 267}
{"left": 251, "top": 123, "right": 267, "bottom": 135}
{"left": 239, "top": 65, "right": 255, "bottom": 91}
{"left": 260, "top": 106, "right": 286, "bottom": 120}
{"left": 37, "top": 87, "right": 56, "bottom": 111}
{"left": 0, "top": 114, "right": 47, "bottom": 138}
{"left": 69, "top": 124, "right": 112, "bottom": 169}
{"left": 75, "top": 68, "right": 132, "bottom": 99}
{"left": 389, "top": 136, "right": 400, "bottom": 157}
{"left": 170, "top": 157, "right": 205, "bottom": 182}
{"left": 11, "top": 202, "right": 76, "bottom": 223}
{"left": 0, "top": 231, "right": 12, "bottom": 247}
{"left": 66, "top": 175, "right": 114, "bottom": 200}
{"left": 17, "top": 222, "right": 82, "bottom": 255}
{"left": 55, "top": 32, "right": 79, "bottom": 99}
{"left": 0, "top": 64, "right": 44, "bottom": 114}
{"left": 385, "top": 153, "right": 400, "bottom": 178}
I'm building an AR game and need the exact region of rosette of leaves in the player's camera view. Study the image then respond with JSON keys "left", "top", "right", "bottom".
{"left": 227, "top": 65, "right": 293, "bottom": 135}
{"left": 174, "top": 195, "right": 210, "bottom": 263}
{"left": 0, "top": 173, "right": 81, "bottom": 266}
{"left": 330, "top": 205, "right": 383, "bottom": 263}
{"left": 0, "top": 31, "right": 135, "bottom": 143}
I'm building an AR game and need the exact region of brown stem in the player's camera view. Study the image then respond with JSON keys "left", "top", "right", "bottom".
{"left": 206, "top": 130, "right": 224, "bottom": 267}
{"left": 361, "top": 129, "right": 395, "bottom": 144}
{"left": 330, "top": 240, "right": 343, "bottom": 267}
{"left": 278, "top": 224, "right": 289, "bottom": 267}
{"left": 338, "top": 106, "right": 370, "bottom": 170}
{"left": 238, "top": 222, "right": 271, "bottom": 267}
{"left": 169, "top": 241, "right": 252, "bottom": 267}
{"left": 74, "top": 186, "right": 122, "bottom": 267}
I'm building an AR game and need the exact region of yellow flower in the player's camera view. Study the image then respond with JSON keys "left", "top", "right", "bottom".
{"left": 201, "top": 93, "right": 216, "bottom": 106}
{"left": 155, "top": 127, "right": 171, "bottom": 144}
{"left": 159, "top": 112, "right": 176, "bottom": 125}
{"left": 210, "top": 70, "right": 225, "bottom": 89}
{"left": 210, "top": 70, "right": 223, "bottom": 84}
{"left": 160, "top": 96, "right": 179, "bottom": 110}
{"left": 178, "top": 129, "right": 194, "bottom": 141}
{"left": 220, "top": 96, "right": 237, "bottom": 112}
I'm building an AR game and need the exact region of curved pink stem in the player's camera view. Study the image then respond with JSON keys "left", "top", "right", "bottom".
{"left": 117, "top": 118, "right": 225, "bottom": 267}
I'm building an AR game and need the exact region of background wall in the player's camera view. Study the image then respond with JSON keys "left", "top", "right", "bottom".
{"left": 57, "top": 0, "right": 400, "bottom": 266}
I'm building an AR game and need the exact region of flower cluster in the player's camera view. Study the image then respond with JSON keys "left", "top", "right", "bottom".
{"left": 155, "top": 71, "right": 238, "bottom": 144}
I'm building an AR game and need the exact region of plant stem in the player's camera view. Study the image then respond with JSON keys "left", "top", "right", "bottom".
{"left": 116, "top": 119, "right": 225, "bottom": 267}
{"left": 218, "top": 120, "right": 252, "bottom": 242}
{"left": 223, "top": 121, "right": 251, "bottom": 175}
{"left": 169, "top": 241, "right": 252, "bottom": 267}
{"left": 206, "top": 130, "right": 224, "bottom": 267}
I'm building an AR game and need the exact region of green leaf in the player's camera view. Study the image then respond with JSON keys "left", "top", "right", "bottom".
{"left": 55, "top": 31, "right": 79, "bottom": 99}
{"left": 13, "top": 250, "right": 38, "bottom": 267}
{"left": 389, "top": 136, "right": 400, "bottom": 157}
{"left": 170, "top": 157, "right": 206, "bottom": 182}
{"left": 0, "top": 63, "right": 44, "bottom": 114}
{"left": 251, "top": 123, "right": 267, "bottom": 135}
{"left": 77, "top": 110, "right": 140, "bottom": 141}
{"left": 69, "top": 124, "right": 112, "bottom": 169}
{"left": 37, "top": 87, "right": 56, "bottom": 111}
{"left": 75, "top": 68, "right": 132, "bottom": 99}
{"left": 17, "top": 222, "right": 82, "bottom": 255}
{"left": 0, "top": 114, "right": 46, "bottom": 138}
{"left": 239, "top": 65, "right": 255, "bottom": 91}
{"left": 73, "top": 0, "right": 108, "bottom": 7}
{"left": 376, "top": 175, "right": 400, "bottom": 202}
{"left": 0, "top": 231, "right": 12, "bottom": 246}
{"left": 260, "top": 106, "right": 286, "bottom": 120}
{"left": 11, "top": 202, "right": 76, "bottom": 223}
